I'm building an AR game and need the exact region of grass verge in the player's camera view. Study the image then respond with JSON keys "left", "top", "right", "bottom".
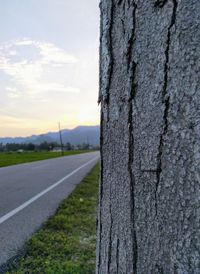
{"left": 0, "top": 150, "right": 92, "bottom": 168}
{"left": 7, "top": 164, "right": 99, "bottom": 274}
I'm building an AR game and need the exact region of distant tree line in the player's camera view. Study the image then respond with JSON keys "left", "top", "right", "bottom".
{"left": 0, "top": 142, "right": 99, "bottom": 152}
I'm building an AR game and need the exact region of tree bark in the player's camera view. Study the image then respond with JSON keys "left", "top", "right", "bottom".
{"left": 97, "top": 0, "right": 200, "bottom": 273}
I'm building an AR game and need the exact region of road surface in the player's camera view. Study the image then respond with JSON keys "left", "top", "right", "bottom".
{"left": 0, "top": 151, "right": 99, "bottom": 270}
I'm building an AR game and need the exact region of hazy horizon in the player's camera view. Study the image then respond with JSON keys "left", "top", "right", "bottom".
{"left": 0, "top": 0, "right": 100, "bottom": 137}
{"left": 0, "top": 124, "right": 100, "bottom": 139}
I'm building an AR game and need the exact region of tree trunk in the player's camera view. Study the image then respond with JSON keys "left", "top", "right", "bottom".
{"left": 96, "top": 0, "right": 200, "bottom": 273}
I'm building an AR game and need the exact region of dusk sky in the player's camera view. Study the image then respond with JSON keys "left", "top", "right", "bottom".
{"left": 0, "top": 0, "right": 100, "bottom": 137}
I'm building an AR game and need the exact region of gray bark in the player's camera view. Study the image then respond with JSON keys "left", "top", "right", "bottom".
{"left": 97, "top": 0, "right": 200, "bottom": 273}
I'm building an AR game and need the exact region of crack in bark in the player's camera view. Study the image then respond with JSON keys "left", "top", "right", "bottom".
{"left": 117, "top": 0, "right": 123, "bottom": 5}
{"left": 116, "top": 238, "right": 119, "bottom": 273}
{"left": 107, "top": 211, "right": 113, "bottom": 273}
{"left": 155, "top": 0, "right": 178, "bottom": 215}
{"left": 127, "top": 2, "right": 138, "bottom": 273}
{"left": 154, "top": 0, "right": 168, "bottom": 8}
{"left": 128, "top": 77, "right": 138, "bottom": 273}
{"left": 126, "top": 3, "right": 136, "bottom": 72}
{"left": 121, "top": 18, "right": 126, "bottom": 36}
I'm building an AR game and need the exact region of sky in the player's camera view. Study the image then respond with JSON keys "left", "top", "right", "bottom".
{"left": 0, "top": 0, "right": 100, "bottom": 137}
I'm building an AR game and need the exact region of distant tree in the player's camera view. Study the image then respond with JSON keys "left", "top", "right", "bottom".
{"left": 5, "top": 143, "right": 20, "bottom": 151}
{"left": 0, "top": 143, "right": 4, "bottom": 152}
{"left": 5, "top": 143, "right": 35, "bottom": 151}
{"left": 76, "top": 144, "right": 82, "bottom": 150}
{"left": 65, "top": 142, "right": 72, "bottom": 151}
{"left": 27, "top": 143, "right": 35, "bottom": 151}
{"left": 39, "top": 142, "right": 51, "bottom": 151}
{"left": 48, "top": 142, "right": 59, "bottom": 150}
{"left": 81, "top": 143, "right": 90, "bottom": 150}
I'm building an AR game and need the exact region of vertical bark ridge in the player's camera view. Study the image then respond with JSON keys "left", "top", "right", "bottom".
{"left": 97, "top": 1, "right": 114, "bottom": 271}
{"left": 105, "top": 0, "right": 114, "bottom": 123}
{"left": 127, "top": 2, "right": 138, "bottom": 272}
{"left": 98, "top": 0, "right": 114, "bottom": 107}
{"left": 97, "top": 1, "right": 117, "bottom": 273}
{"left": 107, "top": 199, "right": 113, "bottom": 273}
{"left": 106, "top": 3, "right": 114, "bottom": 272}
{"left": 96, "top": 110, "right": 104, "bottom": 272}
{"left": 155, "top": 0, "right": 178, "bottom": 214}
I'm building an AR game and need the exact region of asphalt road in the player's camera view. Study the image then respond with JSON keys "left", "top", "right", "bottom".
{"left": 0, "top": 151, "right": 99, "bottom": 269}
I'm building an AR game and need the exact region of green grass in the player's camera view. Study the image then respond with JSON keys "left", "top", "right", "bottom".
{"left": 0, "top": 150, "right": 92, "bottom": 168}
{"left": 7, "top": 164, "right": 99, "bottom": 274}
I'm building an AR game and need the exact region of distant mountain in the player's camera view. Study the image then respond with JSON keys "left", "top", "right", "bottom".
{"left": 0, "top": 126, "right": 100, "bottom": 146}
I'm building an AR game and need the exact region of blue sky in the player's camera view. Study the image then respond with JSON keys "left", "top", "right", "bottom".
{"left": 0, "top": 0, "right": 100, "bottom": 137}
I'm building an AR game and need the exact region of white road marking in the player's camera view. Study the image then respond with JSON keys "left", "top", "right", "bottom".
{"left": 0, "top": 156, "right": 99, "bottom": 225}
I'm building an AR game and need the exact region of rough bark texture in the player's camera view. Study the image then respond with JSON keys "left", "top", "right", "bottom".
{"left": 97, "top": 0, "right": 200, "bottom": 273}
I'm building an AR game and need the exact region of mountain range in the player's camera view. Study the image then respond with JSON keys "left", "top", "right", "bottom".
{"left": 0, "top": 126, "right": 100, "bottom": 146}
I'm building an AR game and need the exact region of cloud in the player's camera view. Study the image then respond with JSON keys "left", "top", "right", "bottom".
{"left": 9, "top": 50, "right": 17, "bottom": 56}
{"left": 35, "top": 41, "right": 78, "bottom": 64}
{"left": 6, "top": 87, "right": 22, "bottom": 98}
{"left": 0, "top": 37, "right": 99, "bottom": 137}
{"left": 4, "top": 38, "right": 79, "bottom": 64}
{"left": 0, "top": 38, "right": 79, "bottom": 98}
{"left": 15, "top": 40, "right": 34, "bottom": 46}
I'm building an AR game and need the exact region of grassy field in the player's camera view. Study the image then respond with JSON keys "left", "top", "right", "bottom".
{"left": 7, "top": 164, "right": 99, "bottom": 274}
{"left": 0, "top": 150, "right": 92, "bottom": 168}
